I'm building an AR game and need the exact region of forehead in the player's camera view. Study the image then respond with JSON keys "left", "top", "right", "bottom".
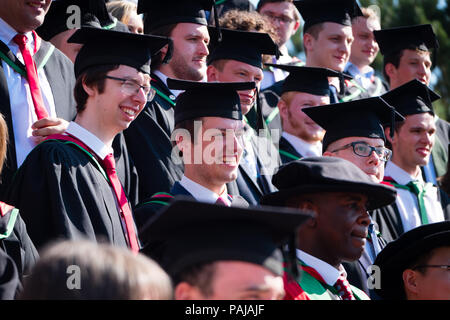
{"left": 353, "top": 16, "right": 380, "bottom": 33}
{"left": 109, "top": 65, "right": 149, "bottom": 82}
{"left": 171, "top": 23, "right": 210, "bottom": 39}
{"left": 219, "top": 60, "right": 263, "bottom": 77}
{"left": 400, "top": 49, "right": 431, "bottom": 61}
{"left": 202, "top": 117, "right": 244, "bottom": 130}
{"left": 428, "top": 246, "right": 450, "bottom": 263}
{"left": 403, "top": 112, "right": 435, "bottom": 128}
{"left": 335, "top": 136, "right": 385, "bottom": 147}
{"left": 290, "top": 91, "right": 329, "bottom": 104}
{"left": 320, "top": 22, "right": 353, "bottom": 37}
{"left": 259, "top": 1, "right": 295, "bottom": 15}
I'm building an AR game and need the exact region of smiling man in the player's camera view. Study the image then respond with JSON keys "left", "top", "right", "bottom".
{"left": 372, "top": 80, "right": 450, "bottom": 241}
{"left": 261, "top": 157, "right": 397, "bottom": 300}
{"left": 7, "top": 27, "right": 171, "bottom": 250}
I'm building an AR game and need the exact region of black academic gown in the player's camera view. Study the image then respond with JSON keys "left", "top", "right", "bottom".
{"left": 234, "top": 125, "right": 280, "bottom": 206}
{"left": 430, "top": 118, "right": 449, "bottom": 179}
{"left": 0, "top": 203, "right": 38, "bottom": 280}
{"left": 278, "top": 136, "right": 303, "bottom": 165}
{"left": 371, "top": 188, "right": 450, "bottom": 242}
{"left": 0, "top": 40, "right": 76, "bottom": 200}
{"left": 6, "top": 140, "right": 131, "bottom": 251}
{"left": 124, "top": 74, "right": 183, "bottom": 201}
{"left": 337, "top": 79, "right": 372, "bottom": 103}
{"left": 260, "top": 80, "right": 283, "bottom": 135}
{"left": 135, "top": 181, "right": 248, "bottom": 249}
{"left": 342, "top": 71, "right": 389, "bottom": 98}
{"left": 0, "top": 249, "right": 19, "bottom": 300}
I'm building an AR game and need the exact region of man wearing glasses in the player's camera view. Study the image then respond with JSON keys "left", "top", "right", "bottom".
{"left": 374, "top": 221, "right": 450, "bottom": 300}
{"left": 303, "top": 96, "right": 404, "bottom": 298}
{"left": 7, "top": 28, "right": 171, "bottom": 250}
{"left": 373, "top": 80, "right": 450, "bottom": 243}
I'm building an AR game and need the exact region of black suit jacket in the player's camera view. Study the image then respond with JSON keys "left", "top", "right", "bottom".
{"left": 278, "top": 136, "right": 302, "bottom": 165}
{"left": 0, "top": 40, "right": 76, "bottom": 200}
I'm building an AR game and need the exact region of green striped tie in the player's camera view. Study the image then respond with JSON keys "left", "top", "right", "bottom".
{"left": 392, "top": 181, "right": 431, "bottom": 225}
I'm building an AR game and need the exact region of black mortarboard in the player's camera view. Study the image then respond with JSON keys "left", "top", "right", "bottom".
{"left": 140, "top": 198, "right": 312, "bottom": 279}
{"left": 374, "top": 221, "right": 450, "bottom": 300}
{"left": 167, "top": 78, "right": 255, "bottom": 124}
{"left": 261, "top": 156, "right": 397, "bottom": 210}
{"left": 37, "top": 0, "right": 116, "bottom": 41}
{"left": 68, "top": 27, "right": 172, "bottom": 77}
{"left": 294, "top": 0, "right": 363, "bottom": 33}
{"left": 302, "top": 97, "right": 404, "bottom": 152}
{"left": 207, "top": 28, "right": 280, "bottom": 69}
{"left": 381, "top": 79, "right": 439, "bottom": 117}
{"left": 374, "top": 24, "right": 439, "bottom": 57}
{"left": 264, "top": 64, "right": 351, "bottom": 96}
{"left": 137, "top": 0, "right": 214, "bottom": 32}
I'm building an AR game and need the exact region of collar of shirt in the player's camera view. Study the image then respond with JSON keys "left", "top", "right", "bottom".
{"left": 385, "top": 161, "right": 424, "bottom": 185}
{"left": 0, "top": 17, "right": 34, "bottom": 59}
{"left": 344, "top": 62, "right": 374, "bottom": 80}
{"left": 179, "top": 175, "right": 229, "bottom": 205}
{"left": 282, "top": 132, "right": 322, "bottom": 157}
{"left": 296, "top": 249, "right": 343, "bottom": 286}
{"left": 65, "top": 121, "right": 114, "bottom": 161}
{"left": 153, "top": 70, "right": 184, "bottom": 98}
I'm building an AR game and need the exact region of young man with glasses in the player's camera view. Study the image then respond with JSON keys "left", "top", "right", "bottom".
{"left": 374, "top": 221, "right": 450, "bottom": 300}
{"left": 7, "top": 27, "right": 171, "bottom": 251}
{"left": 372, "top": 80, "right": 450, "bottom": 242}
{"left": 303, "top": 96, "right": 404, "bottom": 298}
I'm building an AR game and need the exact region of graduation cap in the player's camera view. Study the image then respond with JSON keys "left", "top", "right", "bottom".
{"left": 140, "top": 198, "right": 312, "bottom": 280}
{"left": 261, "top": 156, "right": 397, "bottom": 210}
{"left": 381, "top": 79, "right": 440, "bottom": 117}
{"left": 208, "top": 28, "right": 280, "bottom": 69}
{"left": 167, "top": 78, "right": 255, "bottom": 125}
{"left": 36, "top": 0, "right": 115, "bottom": 41}
{"left": 68, "top": 27, "right": 172, "bottom": 77}
{"left": 137, "top": 0, "right": 215, "bottom": 32}
{"left": 294, "top": 0, "right": 363, "bottom": 33}
{"left": 264, "top": 64, "right": 351, "bottom": 96}
{"left": 374, "top": 24, "right": 439, "bottom": 57}
{"left": 374, "top": 221, "right": 450, "bottom": 300}
{"left": 302, "top": 97, "right": 404, "bottom": 153}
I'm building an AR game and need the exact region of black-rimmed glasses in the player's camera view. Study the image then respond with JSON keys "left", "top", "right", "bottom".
{"left": 105, "top": 76, "right": 155, "bottom": 101}
{"left": 331, "top": 141, "right": 392, "bottom": 162}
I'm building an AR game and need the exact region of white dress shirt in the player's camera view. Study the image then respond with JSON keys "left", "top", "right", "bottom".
{"left": 282, "top": 132, "right": 322, "bottom": 157}
{"left": 385, "top": 161, "right": 445, "bottom": 233}
{"left": 0, "top": 17, "right": 57, "bottom": 167}
{"left": 296, "top": 249, "right": 344, "bottom": 286}
{"left": 179, "top": 175, "right": 230, "bottom": 206}
{"left": 153, "top": 70, "right": 184, "bottom": 98}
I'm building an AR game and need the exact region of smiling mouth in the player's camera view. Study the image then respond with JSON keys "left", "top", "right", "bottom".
{"left": 27, "top": 1, "right": 44, "bottom": 9}
{"left": 121, "top": 106, "right": 138, "bottom": 117}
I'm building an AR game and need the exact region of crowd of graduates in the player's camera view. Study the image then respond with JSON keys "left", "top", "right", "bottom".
{"left": 0, "top": 0, "right": 448, "bottom": 301}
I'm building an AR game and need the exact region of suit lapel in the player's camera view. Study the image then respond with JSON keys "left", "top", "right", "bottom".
{"left": 279, "top": 136, "right": 302, "bottom": 163}
{"left": 171, "top": 181, "right": 195, "bottom": 198}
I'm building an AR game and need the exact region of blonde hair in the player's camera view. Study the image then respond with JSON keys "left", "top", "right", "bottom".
{"left": 106, "top": 0, "right": 138, "bottom": 25}
{"left": 0, "top": 113, "right": 8, "bottom": 175}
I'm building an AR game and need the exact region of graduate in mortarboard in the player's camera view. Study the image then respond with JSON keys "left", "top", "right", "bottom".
{"left": 264, "top": 64, "right": 345, "bottom": 164}
{"left": 134, "top": 80, "right": 253, "bottom": 247}
{"left": 374, "top": 221, "right": 450, "bottom": 300}
{"left": 124, "top": 0, "right": 215, "bottom": 201}
{"left": 7, "top": 27, "right": 172, "bottom": 251}
{"left": 303, "top": 96, "right": 403, "bottom": 298}
{"left": 374, "top": 24, "right": 449, "bottom": 184}
{"left": 261, "top": 156, "right": 397, "bottom": 300}
{"left": 140, "top": 199, "right": 311, "bottom": 300}
{"left": 371, "top": 80, "right": 450, "bottom": 242}
{"left": 206, "top": 27, "right": 281, "bottom": 205}
{"left": 294, "top": 0, "right": 370, "bottom": 104}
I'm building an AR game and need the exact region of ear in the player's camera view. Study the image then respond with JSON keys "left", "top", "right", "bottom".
{"left": 297, "top": 200, "right": 318, "bottom": 228}
{"left": 402, "top": 269, "right": 420, "bottom": 297}
{"left": 174, "top": 282, "right": 205, "bottom": 300}
{"left": 384, "top": 127, "right": 394, "bottom": 145}
{"left": 159, "top": 44, "right": 169, "bottom": 62}
{"left": 206, "top": 65, "right": 218, "bottom": 82}
{"left": 303, "top": 33, "right": 314, "bottom": 54}
{"left": 82, "top": 80, "right": 96, "bottom": 97}
{"left": 322, "top": 151, "right": 334, "bottom": 157}
{"left": 278, "top": 98, "right": 288, "bottom": 121}
{"left": 385, "top": 63, "right": 397, "bottom": 83}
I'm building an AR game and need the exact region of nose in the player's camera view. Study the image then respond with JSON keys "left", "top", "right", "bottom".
{"left": 133, "top": 87, "right": 147, "bottom": 105}
{"left": 198, "top": 40, "right": 209, "bottom": 57}
{"left": 357, "top": 209, "right": 371, "bottom": 228}
{"left": 368, "top": 149, "right": 381, "bottom": 165}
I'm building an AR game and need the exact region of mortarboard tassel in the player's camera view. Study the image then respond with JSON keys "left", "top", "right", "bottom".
{"left": 339, "top": 73, "right": 345, "bottom": 96}
{"left": 283, "top": 234, "right": 300, "bottom": 283}
{"left": 213, "top": 3, "right": 222, "bottom": 42}
{"left": 161, "top": 38, "right": 174, "bottom": 64}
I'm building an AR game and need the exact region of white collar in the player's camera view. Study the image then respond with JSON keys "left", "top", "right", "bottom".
{"left": 344, "top": 62, "right": 374, "bottom": 79}
{"left": 0, "top": 17, "right": 33, "bottom": 50}
{"left": 153, "top": 70, "right": 184, "bottom": 98}
{"left": 385, "top": 161, "right": 423, "bottom": 184}
{"left": 282, "top": 132, "right": 322, "bottom": 157}
{"left": 179, "top": 175, "right": 229, "bottom": 205}
{"left": 65, "top": 121, "right": 114, "bottom": 160}
{"left": 296, "top": 249, "right": 343, "bottom": 286}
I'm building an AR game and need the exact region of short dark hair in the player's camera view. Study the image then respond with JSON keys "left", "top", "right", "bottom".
{"left": 173, "top": 262, "right": 217, "bottom": 296}
{"left": 303, "top": 23, "right": 324, "bottom": 55}
{"left": 148, "top": 23, "right": 177, "bottom": 70}
{"left": 73, "top": 64, "right": 120, "bottom": 113}
{"left": 383, "top": 47, "right": 431, "bottom": 84}
{"left": 172, "top": 118, "right": 204, "bottom": 158}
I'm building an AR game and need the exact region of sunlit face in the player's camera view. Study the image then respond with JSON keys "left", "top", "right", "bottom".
{"left": 387, "top": 49, "right": 432, "bottom": 89}
{"left": 259, "top": 1, "right": 299, "bottom": 47}
{"left": 390, "top": 113, "right": 435, "bottom": 173}
{"left": 350, "top": 16, "right": 380, "bottom": 68}
{"left": 0, "top": 0, "right": 51, "bottom": 33}
{"left": 279, "top": 92, "right": 328, "bottom": 143}
{"left": 207, "top": 60, "right": 263, "bottom": 115}
{"left": 305, "top": 22, "right": 354, "bottom": 72}
{"left": 166, "top": 23, "right": 210, "bottom": 81}
{"left": 325, "top": 137, "right": 386, "bottom": 182}
{"left": 126, "top": 13, "right": 143, "bottom": 34}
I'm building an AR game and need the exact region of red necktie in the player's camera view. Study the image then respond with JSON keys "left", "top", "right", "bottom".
{"left": 102, "top": 153, "right": 139, "bottom": 253}
{"left": 215, "top": 196, "right": 229, "bottom": 206}
{"left": 13, "top": 33, "right": 49, "bottom": 120}
{"left": 334, "top": 273, "right": 355, "bottom": 300}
